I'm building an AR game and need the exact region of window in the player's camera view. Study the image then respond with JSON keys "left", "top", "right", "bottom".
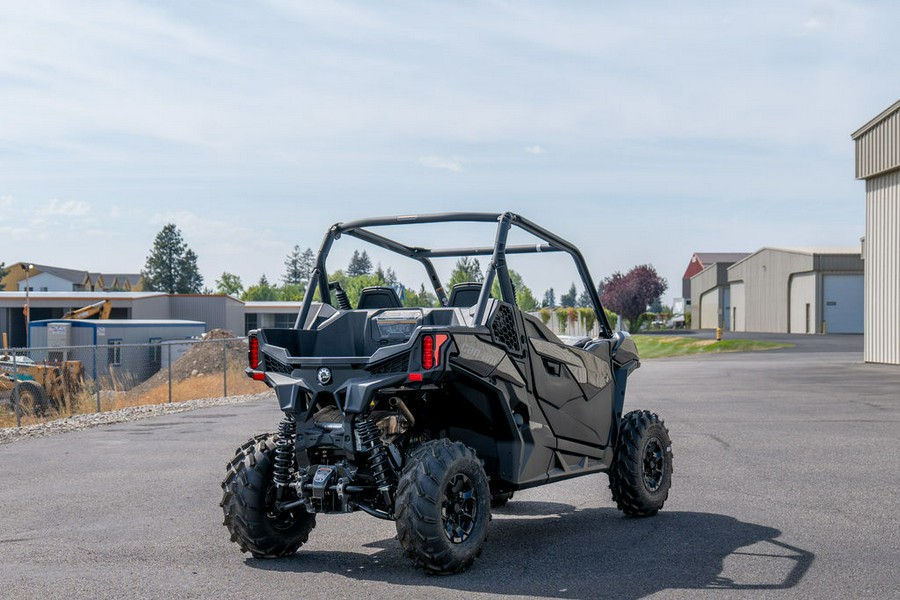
{"left": 149, "top": 337, "right": 162, "bottom": 366}
{"left": 108, "top": 339, "right": 123, "bottom": 366}
{"left": 245, "top": 314, "right": 258, "bottom": 334}
{"left": 274, "top": 313, "right": 295, "bottom": 328}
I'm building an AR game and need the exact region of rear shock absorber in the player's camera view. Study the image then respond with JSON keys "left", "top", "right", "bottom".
{"left": 355, "top": 417, "right": 393, "bottom": 508}
{"left": 273, "top": 414, "right": 296, "bottom": 494}
{"left": 329, "top": 281, "right": 352, "bottom": 311}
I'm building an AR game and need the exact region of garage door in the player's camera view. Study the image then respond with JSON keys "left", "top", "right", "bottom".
{"left": 823, "top": 275, "right": 863, "bottom": 334}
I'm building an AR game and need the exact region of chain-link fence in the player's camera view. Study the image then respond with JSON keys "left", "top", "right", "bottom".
{"left": 0, "top": 336, "right": 266, "bottom": 428}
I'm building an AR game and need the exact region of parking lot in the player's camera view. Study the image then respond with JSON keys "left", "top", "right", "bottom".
{"left": 1, "top": 336, "right": 898, "bottom": 599}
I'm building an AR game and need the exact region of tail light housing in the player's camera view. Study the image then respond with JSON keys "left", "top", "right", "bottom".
{"left": 420, "top": 333, "right": 449, "bottom": 370}
{"left": 249, "top": 335, "right": 259, "bottom": 369}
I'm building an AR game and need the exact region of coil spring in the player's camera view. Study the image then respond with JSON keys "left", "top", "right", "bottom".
{"left": 356, "top": 418, "right": 392, "bottom": 492}
{"left": 273, "top": 415, "right": 296, "bottom": 488}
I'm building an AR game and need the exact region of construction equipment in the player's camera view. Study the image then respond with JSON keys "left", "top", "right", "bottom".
{"left": 62, "top": 299, "right": 112, "bottom": 320}
{"left": 0, "top": 354, "right": 84, "bottom": 416}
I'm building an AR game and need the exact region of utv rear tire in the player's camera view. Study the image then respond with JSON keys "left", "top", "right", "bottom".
{"left": 220, "top": 434, "right": 316, "bottom": 558}
{"left": 609, "top": 410, "right": 673, "bottom": 517}
{"left": 395, "top": 439, "right": 491, "bottom": 574}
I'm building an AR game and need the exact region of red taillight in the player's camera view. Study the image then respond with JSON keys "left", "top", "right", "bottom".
{"left": 420, "top": 333, "right": 449, "bottom": 370}
{"left": 249, "top": 335, "right": 259, "bottom": 369}
{"left": 422, "top": 335, "right": 434, "bottom": 369}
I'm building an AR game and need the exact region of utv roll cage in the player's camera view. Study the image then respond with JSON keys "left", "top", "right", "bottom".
{"left": 295, "top": 211, "right": 614, "bottom": 339}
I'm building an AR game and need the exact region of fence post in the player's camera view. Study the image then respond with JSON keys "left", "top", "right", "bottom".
{"left": 13, "top": 353, "right": 21, "bottom": 428}
{"left": 223, "top": 339, "right": 228, "bottom": 398}
{"left": 94, "top": 344, "right": 101, "bottom": 412}
{"left": 167, "top": 343, "right": 173, "bottom": 403}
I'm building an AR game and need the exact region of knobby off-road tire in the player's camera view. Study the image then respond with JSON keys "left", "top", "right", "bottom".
{"left": 220, "top": 433, "right": 316, "bottom": 558}
{"left": 395, "top": 439, "right": 491, "bottom": 575}
{"left": 609, "top": 410, "right": 673, "bottom": 517}
{"left": 12, "top": 382, "right": 49, "bottom": 416}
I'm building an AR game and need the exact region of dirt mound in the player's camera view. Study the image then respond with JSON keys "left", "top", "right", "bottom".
{"left": 128, "top": 330, "right": 247, "bottom": 397}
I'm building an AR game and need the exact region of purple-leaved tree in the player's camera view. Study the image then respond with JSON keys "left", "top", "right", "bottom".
{"left": 600, "top": 264, "right": 667, "bottom": 333}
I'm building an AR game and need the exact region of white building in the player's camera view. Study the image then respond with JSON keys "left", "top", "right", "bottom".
{"left": 853, "top": 99, "right": 900, "bottom": 364}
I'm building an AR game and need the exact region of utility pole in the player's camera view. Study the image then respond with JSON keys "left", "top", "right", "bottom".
{"left": 23, "top": 263, "right": 33, "bottom": 347}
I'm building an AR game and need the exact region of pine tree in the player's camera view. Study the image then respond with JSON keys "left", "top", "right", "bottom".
{"left": 542, "top": 288, "right": 556, "bottom": 308}
{"left": 283, "top": 245, "right": 305, "bottom": 284}
{"left": 560, "top": 283, "right": 578, "bottom": 308}
{"left": 142, "top": 223, "right": 203, "bottom": 293}
{"left": 179, "top": 248, "right": 204, "bottom": 293}
{"left": 347, "top": 250, "right": 373, "bottom": 276}
{"left": 577, "top": 289, "right": 592, "bottom": 308}
{"left": 299, "top": 248, "right": 315, "bottom": 280}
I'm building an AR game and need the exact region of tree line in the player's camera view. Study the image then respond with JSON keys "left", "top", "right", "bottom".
{"left": 139, "top": 224, "right": 668, "bottom": 331}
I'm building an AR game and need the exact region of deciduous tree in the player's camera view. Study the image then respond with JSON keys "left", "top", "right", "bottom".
{"left": 448, "top": 257, "right": 483, "bottom": 287}
{"left": 215, "top": 272, "right": 244, "bottom": 297}
{"left": 600, "top": 264, "right": 668, "bottom": 333}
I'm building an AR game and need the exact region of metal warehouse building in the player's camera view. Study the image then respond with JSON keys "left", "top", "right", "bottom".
{"left": 727, "top": 248, "right": 863, "bottom": 334}
{"left": 853, "top": 99, "right": 900, "bottom": 364}
{"left": 689, "top": 257, "right": 747, "bottom": 330}
{"left": 0, "top": 292, "right": 243, "bottom": 347}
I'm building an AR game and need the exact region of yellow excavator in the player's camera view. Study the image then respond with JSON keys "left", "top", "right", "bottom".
{"left": 62, "top": 299, "right": 112, "bottom": 320}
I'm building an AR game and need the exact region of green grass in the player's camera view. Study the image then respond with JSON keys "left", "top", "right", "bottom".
{"left": 633, "top": 335, "right": 794, "bottom": 359}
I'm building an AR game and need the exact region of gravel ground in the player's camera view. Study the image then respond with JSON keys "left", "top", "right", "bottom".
{"left": 0, "top": 391, "right": 272, "bottom": 445}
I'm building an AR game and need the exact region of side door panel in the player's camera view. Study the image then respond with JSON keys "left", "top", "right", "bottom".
{"left": 523, "top": 315, "right": 615, "bottom": 448}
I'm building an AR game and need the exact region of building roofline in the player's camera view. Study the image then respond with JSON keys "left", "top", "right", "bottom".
{"left": 727, "top": 247, "right": 860, "bottom": 270}
{"left": 851, "top": 98, "right": 900, "bottom": 139}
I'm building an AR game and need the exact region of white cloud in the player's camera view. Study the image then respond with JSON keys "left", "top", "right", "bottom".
{"left": 38, "top": 199, "right": 91, "bottom": 217}
{"left": 0, "top": 195, "right": 13, "bottom": 209}
{"left": 524, "top": 145, "right": 545, "bottom": 155}
{"left": 419, "top": 155, "right": 463, "bottom": 172}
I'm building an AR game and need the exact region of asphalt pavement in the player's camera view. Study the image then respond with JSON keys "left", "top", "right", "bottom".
{"left": 1, "top": 341, "right": 898, "bottom": 599}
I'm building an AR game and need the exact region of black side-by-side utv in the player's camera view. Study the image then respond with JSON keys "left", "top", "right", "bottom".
{"left": 221, "top": 212, "right": 672, "bottom": 574}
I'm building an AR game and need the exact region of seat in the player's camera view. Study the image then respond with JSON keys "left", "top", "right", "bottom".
{"left": 357, "top": 286, "right": 402, "bottom": 309}
{"left": 448, "top": 282, "right": 483, "bottom": 307}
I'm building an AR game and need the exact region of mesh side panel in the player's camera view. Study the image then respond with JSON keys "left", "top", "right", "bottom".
{"left": 491, "top": 303, "right": 522, "bottom": 354}
{"left": 367, "top": 352, "right": 410, "bottom": 374}
{"left": 265, "top": 354, "right": 294, "bottom": 375}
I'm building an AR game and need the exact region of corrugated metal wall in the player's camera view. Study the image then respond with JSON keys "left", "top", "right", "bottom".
{"left": 865, "top": 170, "right": 900, "bottom": 364}
{"left": 699, "top": 290, "right": 719, "bottom": 329}
{"left": 730, "top": 282, "right": 745, "bottom": 331}
{"left": 789, "top": 273, "right": 817, "bottom": 334}
{"left": 855, "top": 106, "right": 900, "bottom": 179}
{"left": 727, "top": 250, "right": 814, "bottom": 333}
{"left": 690, "top": 263, "right": 730, "bottom": 329}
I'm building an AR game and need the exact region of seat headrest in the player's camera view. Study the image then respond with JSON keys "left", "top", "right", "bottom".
{"left": 448, "top": 282, "right": 483, "bottom": 307}
{"left": 357, "top": 286, "right": 402, "bottom": 309}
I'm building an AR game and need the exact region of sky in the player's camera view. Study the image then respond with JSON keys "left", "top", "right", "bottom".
{"left": 1, "top": 0, "right": 898, "bottom": 305}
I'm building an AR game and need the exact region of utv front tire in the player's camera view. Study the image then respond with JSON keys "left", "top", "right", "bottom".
{"left": 609, "top": 410, "right": 673, "bottom": 517}
{"left": 220, "top": 434, "right": 316, "bottom": 558}
{"left": 395, "top": 439, "right": 491, "bottom": 574}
